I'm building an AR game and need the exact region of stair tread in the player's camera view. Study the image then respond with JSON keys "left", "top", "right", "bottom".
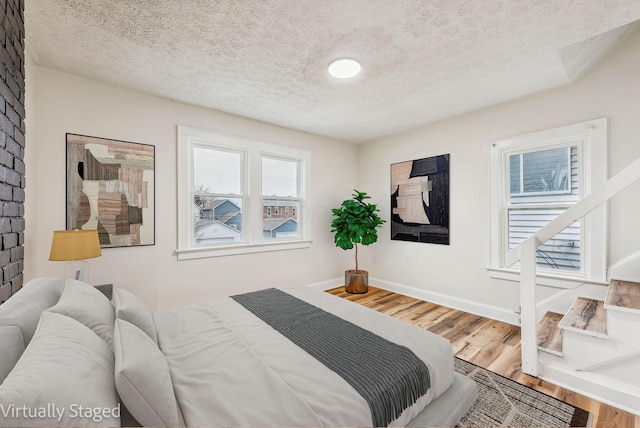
{"left": 559, "top": 297, "right": 608, "bottom": 338}
{"left": 537, "top": 311, "right": 563, "bottom": 355}
{"left": 605, "top": 279, "right": 640, "bottom": 313}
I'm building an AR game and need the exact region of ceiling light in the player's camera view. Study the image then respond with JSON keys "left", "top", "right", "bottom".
{"left": 328, "top": 58, "right": 362, "bottom": 79}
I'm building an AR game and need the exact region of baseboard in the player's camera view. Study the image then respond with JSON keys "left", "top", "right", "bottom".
{"left": 305, "top": 278, "right": 343, "bottom": 291}
{"left": 371, "top": 277, "right": 521, "bottom": 326}
{"left": 305, "top": 276, "right": 521, "bottom": 326}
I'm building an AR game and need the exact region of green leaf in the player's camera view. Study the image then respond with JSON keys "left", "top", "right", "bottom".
{"left": 329, "top": 190, "right": 386, "bottom": 266}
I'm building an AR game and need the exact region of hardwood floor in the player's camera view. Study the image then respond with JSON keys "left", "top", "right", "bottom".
{"left": 327, "top": 286, "right": 639, "bottom": 428}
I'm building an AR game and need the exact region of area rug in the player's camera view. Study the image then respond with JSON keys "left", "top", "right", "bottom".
{"left": 454, "top": 358, "right": 592, "bottom": 427}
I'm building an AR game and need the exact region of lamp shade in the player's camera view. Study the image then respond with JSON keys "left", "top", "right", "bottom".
{"left": 49, "top": 230, "right": 102, "bottom": 261}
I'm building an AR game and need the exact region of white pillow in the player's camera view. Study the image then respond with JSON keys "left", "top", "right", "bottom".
{"left": 0, "top": 325, "right": 24, "bottom": 383}
{"left": 0, "top": 311, "right": 119, "bottom": 427}
{"left": 114, "top": 319, "right": 179, "bottom": 427}
{"left": 0, "top": 277, "right": 63, "bottom": 345}
{"left": 47, "top": 279, "right": 115, "bottom": 349}
{"left": 114, "top": 288, "right": 158, "bottom": 344}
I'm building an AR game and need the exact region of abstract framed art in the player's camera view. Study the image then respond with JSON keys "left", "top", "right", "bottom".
{"left": 391, "top": 154, "right": 450, "bottom": 245}
{"left": 66, "top": 133, "right": 155, "bottom": 248}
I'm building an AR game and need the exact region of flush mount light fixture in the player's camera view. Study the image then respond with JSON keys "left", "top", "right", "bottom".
{"left": 328, "top": 58, "right": 362, "bottom": 79}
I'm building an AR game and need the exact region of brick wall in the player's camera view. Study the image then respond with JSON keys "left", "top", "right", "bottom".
{"left": 0, "top": 0, "right": 24, "bottom": 304}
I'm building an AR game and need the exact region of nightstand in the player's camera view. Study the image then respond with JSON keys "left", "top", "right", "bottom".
{"left": 95, "top": 284, "right": 113, "bottom": 300}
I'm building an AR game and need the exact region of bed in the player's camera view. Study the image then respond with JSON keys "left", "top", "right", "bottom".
{"left": 0, "top": 278, "right": 476, "bottom": 427}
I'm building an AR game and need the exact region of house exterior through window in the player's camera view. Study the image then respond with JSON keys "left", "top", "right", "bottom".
{"left": 177, "top": 126, "right": 312, "bottom": 259}
{"left": 489, "top": 118, "right": 608, "bottom": 285}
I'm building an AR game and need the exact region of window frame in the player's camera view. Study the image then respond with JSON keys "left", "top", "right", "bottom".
{"left": 488, "top": 118, "right": 608, "bottom": 287}
{"left": 192, "top": 144, "right": 247, "bottom": 246}
{"left": 261, "top": 153, "right": 303, "bottom": 241}
{"left": 177, "top": 126, "right": 312, "bottom": 260}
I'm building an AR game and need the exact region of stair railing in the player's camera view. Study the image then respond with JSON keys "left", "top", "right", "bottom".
{"left": 504, "top": 157, "right": 640, "bottom": 376}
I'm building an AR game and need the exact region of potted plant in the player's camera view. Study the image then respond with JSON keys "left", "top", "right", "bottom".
{"left": 331, "top": 190, "right": 386, "bottom": 293}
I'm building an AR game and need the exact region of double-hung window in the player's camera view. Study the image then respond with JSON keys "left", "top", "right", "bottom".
{"left": 262, "top": 155, "right": 301, "bottom": 240}
{"left": 177, "top": 126, "right": 311, "bottom": 260}
{"left": 489, "top": 118, "right": 608, "bottom": 285}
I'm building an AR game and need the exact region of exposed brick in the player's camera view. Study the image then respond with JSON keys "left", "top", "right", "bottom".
{"left": 13, "top": 126, "right": 23, "bottom": 147}
{"left": 0, "top": 182, "right": 12, "bottom": 200}
{"left": 13, "top": 156, "right": 23, "bottom": 174}
{"left": 0, "top": 148, "right": 11, "bottom": 166}
{"left": 10, "top": 244, "right": 22, "bottom": 261}
{"left": 0, "top": 283, "right": 10, "bottom": 304}
{"left": 6, "top": 136, "right": 20, "bottom": 156}
{"left": 0, "top": 80, "right": 12, "bottom": 106}
{"left": 2, "top": 260, "right": 18, "bottom": 279}
{"left": 0, "top": 249, "right": 9, "bottom": 266}
{"left": 12, "top": 97, "right": 23, "bottom": 119}
{"left": 2, "top": 202, "right": 17, "bottom": 216}
{"left": 13, "top": 33, "right": 23, "bottom": 57}
{"left": 6, "top": 104, "right": 19, "bottom": 128}
{"left": 0, "top": 218, "right": 10, "bottom": 233}
{"left": 10, "top": 217, "right": 23, "bottom": 232}
{"left": 2, "top": 232, "right": 17, "bottom": 249}
{"left": 0, "top": 116, "right": 13, "bottom": 139}
{"left": 0, "top": 0, "right": 25, "bottom": 305}
{"left": 0, "top": 164, "right": 20, "bottom": 186}
{"left": 12, "top": 186, "right": 23, "bottom": 201}
{"left": 10, "top": 273, "right": 21, "bottom": 293}
{"left": 6, "top": 68, "right": 20, "bottom": 100}
{"left": 0, "top": 43, "right": 10, "bottom": 73}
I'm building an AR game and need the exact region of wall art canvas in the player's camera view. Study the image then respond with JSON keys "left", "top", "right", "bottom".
{"left": 391, "top": 154, "right": 449, "bottom": 245}
{"left": 66, "top": 133, "right": 155, "bottom": 248}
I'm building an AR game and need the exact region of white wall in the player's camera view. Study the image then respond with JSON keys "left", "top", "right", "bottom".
{"left": 25, "top": 66, "right": 357, "bottom": 310}
{"left": 357, "top": 28, "right": 640, "bottom": 317}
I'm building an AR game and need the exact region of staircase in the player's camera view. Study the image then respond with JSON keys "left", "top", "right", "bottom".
{"left": 538, "top": 280, "right": 640, "bottom": 367}
{"left": 535, "top": 280, "right": 640, "bottom": 414}
{"left": 504, "top": 155, "right": 640, "bottom": 415}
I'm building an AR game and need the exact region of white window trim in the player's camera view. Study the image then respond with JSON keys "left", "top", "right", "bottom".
{"left": 177, "top": 126, "right": 312, "bottom": 260}
{"left": 488, "top": 118, "right": 608, "bottom": 286}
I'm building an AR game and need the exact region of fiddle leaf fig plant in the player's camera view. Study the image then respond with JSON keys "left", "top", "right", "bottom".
{"left": 331, "top": 190, "right": 386, "bottom": 272}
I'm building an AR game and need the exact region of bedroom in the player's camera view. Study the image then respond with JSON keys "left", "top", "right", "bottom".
{"left": 1, "top": 0, "right": 640, "bottom": 426}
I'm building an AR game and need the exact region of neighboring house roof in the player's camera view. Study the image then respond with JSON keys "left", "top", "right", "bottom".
{"left": 263, "top": 217, "right": 297, "bottom": 232}
{"left": 218, "top": 211, "right": 241, "bottom": 224}
{"left": 201, "top": 199, "right": 241, "bottom": 211}
{"left": 194, "top": 219, "right": 216, "bottom": 233}
{"left": 195, "top": 219, "right": 241, "bottom": 234}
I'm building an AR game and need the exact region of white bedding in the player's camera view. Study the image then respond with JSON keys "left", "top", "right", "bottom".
{"left": 153, "top": 287, "right": 454, "bottom": 427}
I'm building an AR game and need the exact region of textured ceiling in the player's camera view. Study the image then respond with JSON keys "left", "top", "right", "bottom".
{"left": 25, "top": 1, "right": 640, "bottom": 143}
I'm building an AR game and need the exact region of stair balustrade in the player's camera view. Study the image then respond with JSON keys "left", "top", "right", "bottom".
{"left": 504, "top": 156, "right": 640, "bottom": 377}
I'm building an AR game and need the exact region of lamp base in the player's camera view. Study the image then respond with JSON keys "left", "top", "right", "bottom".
{"left": 64, "top": 260, "right": 89, "bottom": 282}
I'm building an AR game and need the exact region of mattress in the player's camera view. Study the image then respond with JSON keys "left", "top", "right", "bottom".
{"left": 153, "top": 286, "right": 454, "bottom": 427}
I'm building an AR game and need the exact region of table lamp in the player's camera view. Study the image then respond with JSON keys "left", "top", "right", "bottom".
{"left": 49, "top": 229, "right": 102, "bottom": 282}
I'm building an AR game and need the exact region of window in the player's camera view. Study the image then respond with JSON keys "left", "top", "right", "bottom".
{"left": 489, "top": 119, "right": 608, "bottom": 285}
{"left": 262, "top": 155, "right": 301, "bottom": 240}
{"left": 192, "top": 146, "right": 245, "bottom": 245}
{"left": 177, "top": 126, "right": 311, "bottom": 259}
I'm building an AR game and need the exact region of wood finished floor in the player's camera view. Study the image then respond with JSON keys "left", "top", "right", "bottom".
{"left": 327, "top": 286, "right": 639, "bottom": 428}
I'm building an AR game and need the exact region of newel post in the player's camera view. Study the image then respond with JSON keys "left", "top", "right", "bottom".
{"left": 520, "top": 237, "right": 540, "bottom": 377}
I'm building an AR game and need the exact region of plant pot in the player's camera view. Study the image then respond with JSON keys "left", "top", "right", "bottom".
{"left": 345, "top": 269, "right": 369, "bottom": 294}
